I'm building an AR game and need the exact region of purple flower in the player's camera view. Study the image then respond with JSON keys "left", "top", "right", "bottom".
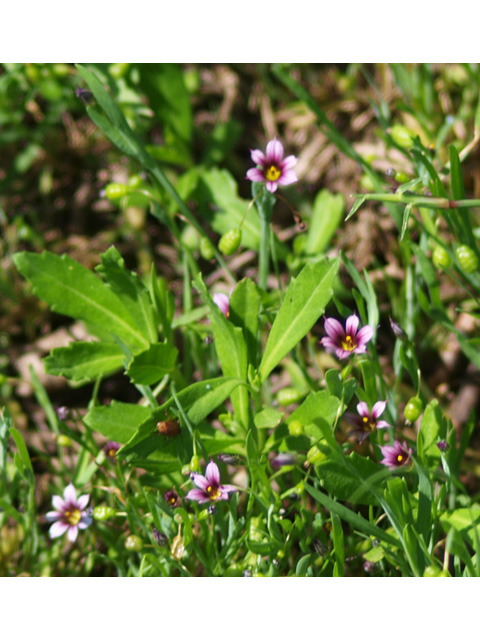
{"left": 213, "top": 292, "right": 230, "bottom": 318}
{"left": 164, "top": 489, "right": 179, "bottom": 508}
{"left": 320, "top": 314, "right": 374, "bottom": 360}
{"left": 246, "top": 137, "right": 298, "bottom": 194}
{"left": 46, "top": 483, "right": 92, "bottom": 542}
{"left": 345, "top": 401, "right": 391, "bottom": 443}
{"left": 271, "top": 452, "right": 299, "bottom": 470}
{"left": 186, "top": 461, "right": 237, "bottom": 504}
{"left": 379, "top": 441, "right": 413, "bottom": 470}
{"left": 104, "top": 441, "right": 120, "bottom": 459}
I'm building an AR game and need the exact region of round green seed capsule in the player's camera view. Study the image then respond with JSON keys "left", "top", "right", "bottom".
{"left": 200, "top": 237, "right": 215, "bottom": 260}
{"left": 288, "top": 419, "right": 304, "bottom": 436}
{"left": 218, "top": 228, "right": 242, "bottom": 256}
{"left": 124, "top": 534, "right": 143, "bottom": 552}
{"left": 390, "top": 124, "right": 415, "bottom": 149}
{"left": 432, "top": 245, "right": 451, "bottom": 270}
{"left": 276, "top": 387, "right": 304, "bottom": 406}
{"left": 104, "top": 183, "right": 131, "bottom": 201}
{"left": 455, "top": 244, "right": 479, "bottom": 274}
{"left": 404, "top": 397, "right": 423, "bottom": 422}
{"left": 93, "top": 506, "right": 117, "bottom": 521}
{"left": 57, "top": 435, "right": 73, "bottom": 447}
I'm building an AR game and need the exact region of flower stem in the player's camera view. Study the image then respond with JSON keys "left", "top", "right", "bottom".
{"left": 256, "top": 188, "right": 275, "bottom": 290}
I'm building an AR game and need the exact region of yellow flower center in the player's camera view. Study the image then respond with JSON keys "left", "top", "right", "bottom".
{"left": 266, "top": 165, "right": 281, "bottom": 181}
{"left": 396, "top": 454, "right": 404, "bottom": 463}
{"left": 206, "top": 485, "right": 221, "bottom": 500}
{"left": 362, "top": 416, "right": 376, "bottom": 431}
{"left": 341, "top": 335, "right": 356, "bottom": 351}
{"left": 64, "top": 508, "right": 81, "bottom": 526}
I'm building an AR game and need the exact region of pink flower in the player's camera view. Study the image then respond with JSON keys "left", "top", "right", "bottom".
{"left": 186, "top": 461, "right": 237, "bottom": 504}
{"left": 379, "top": 441, "right": 413, "bottom": 470}
{"left": 246, "top": 137, "right": 298, "bottom": 193}
{"left": 46, "top": 483, "right": 92, "bottom": 542}
{"left": 320, "top": 314, "right": 374, "bottom": 359}
{"left": 213, "top": 292, "right": 230, "bottom": 318}
{"left": 345, "top": 401, "right": 391, "bottom": 443}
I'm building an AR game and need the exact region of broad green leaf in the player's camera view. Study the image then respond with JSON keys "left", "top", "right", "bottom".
{"left": 305, "top": 190, "right": 345, "bottom": 254}
{"left": 84, "top": 401, "right": 152, "bottom": 443}
{"left": 126, "top": 343, "right": 179, "bottom": 385}
{"left": 96, "top": 246, "right": 158, "bottom": 344}
{"left": 315, "top": 452, "right": 385, "bottom": 505}
{"left": 229, "top": 278, "right": 261, "bottom": 367}
{"left": 441, "top": 506, "right": 480, "bottom": 550}
{"left": 44, "top": 342, "right": 124, "bottom": 381}
{"left": 254, "top": 407, "right": 284, "bottom": 429}
{"left": 296, "top": 554, "right": 312, "bottom": 577}
{"left": 259, "top": 258, "right": 340, "bottom": 381}
{"left": 288, "top": 390, "right": 340, "bottom": 431}
{"left": 13, "top": 251, "right": 148, "bottom": 349}
{"left": 195, "top": 274, "right": 249, "bottom": 429}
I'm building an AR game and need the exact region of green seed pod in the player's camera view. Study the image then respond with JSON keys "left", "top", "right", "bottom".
{"left": 109, "top": 63, "right": 130, "bottom": 79}
{"left": 124, "top": 534, "right": 143, "bottom": 552}
{"left": 390, "top": 124, "right": 415, "bottom": 149}
{"left": 307, "top": 445, "right": 327, "bottom": 465}
{"left": 432, "top": 245, "right": 451, "bottom": 270}
{"left": 218, "top": 228, "right": 242, "bottom": 256}
{"left": 56, "top": 435, "right": 73, "bottom": 447}
{"left": 395, "top": 171, "right": 410, "bottom": 184}
{"left": 93, "top": 506, "right": 117, "bottom": 521}
{"left": 189, "top": 454, "right": 200, "bottom": 472}
{"left": 360, "top": 174, "right": 375, "bottom": 191}
{"left": 288, "top": 419, "right": 304, "bottom": 436}
{"left": 276, "top": 387, "right": 304, "bottom": 406}
{"left": 423, "top": 566, "right": 450, "bottom": 577}
{"left": 181, "top": 225, "right": 200, "bottom": 252}
{"left": 200, "top": 237, "right": 215, "bottom": 260}
{"left": 404, "top": 397, "right": 423, "bottom": 422}
{"left": 104, "top": 183, "right": 131, "bottom": 201}
{"left": 455, "top": 244, "right": 479, "bottom": 274}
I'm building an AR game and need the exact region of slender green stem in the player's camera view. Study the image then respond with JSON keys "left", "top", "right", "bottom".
{"left": 256, "top": 188, "right": 275, "bottom": 290}
{"left": 358, "top": 192, "right": 480, "bottom": 209}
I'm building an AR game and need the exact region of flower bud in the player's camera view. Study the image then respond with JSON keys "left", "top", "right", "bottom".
{"left": 455, "top": 244, "right": 479, "bottom": 274}
{"left": 170, "top": 532, "right": 185, "bottom": 560}
{"left": 390, "top": 124, "right": 415, "bottom": 149}
{"left": 218, "top": 228, "right": 242, "bottom": 256}
{"left": 200, "top": 237, "right": 215, "bottom": 260}
{"left": 124, "top": 534, "right": 143, "bottom": 552}
{"left": 109, "top": 63, "right": 130, "bottom": 79}
{"left": 93, "top": 505, "right": 117, "bottom": 521}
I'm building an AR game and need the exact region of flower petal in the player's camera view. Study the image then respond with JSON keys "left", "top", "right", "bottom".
{"left": 266, "top": 181, "right": 278, "bottom": 193}
{"left": 185, "top": 488, "right": 209, "bottom": 503}
{"left": 277, "top": 170, "right": 298, "bottom": 186}
{"left": 345, "top": 315, "right": 359, "bottom": 337}
{"left": 246, "top": 168, "right": 265, "bottom": 182}
{"left": 324, "top": 317, "right": 345, "bottom": 341}
{"left": 376, "top": 420, "right": 391, "bottom": 429}
{"left": 192, "top": 473, "right": 209, "bottom": 492}
{"left": 266, "top": 138, "right": 284, "bottom": 164}
{"left": 281, "top": 155, "right": 297, "bottom": 170}
{"left": 356, "top": 402, "right": 370, "bottom": 417}
{"left": 49, "top": 521, "right": 69, "bottom": 538}
{"left": 77, "top": 494, "right": 90, "bottom": 510}
{"left": 371, "top": 401, "right": 386, "bottom": 418}
{"left": 52, "top": 495, "right": 65, "bottom": 511}
{"left": 205, "top": 461, "right": 220, "bottom": 486}
{"left": 46, "top": 510, "right": 62, "bottom": 521}
{"left": 356, "top": 325, "right": 375, "bottom": 346}
{"left": 336, "top": 348, "right": 351, "bottom": 360}
{"left": 63, "top": 483, "right": 77, "bottom": 503}
{"left": 67, "top": 526, "right": 78, "bottom": 543}
{"left": 213, "top": 293, "right": 230, "bottom": 317}
{"left": 319, "top": 337, "right": 338, "bottom": 352}
{"left": 250, "top": 149, "right": 266, "bottom": 166}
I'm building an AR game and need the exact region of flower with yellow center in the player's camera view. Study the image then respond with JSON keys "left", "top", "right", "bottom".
{"left": 246, "top": 138, "right": 298, "bottom": 193}
{"left": 46, "top": 483, "right": 92, "bottom": 542}
{"left": 186, "top": 461, "right": 237, "bottom": 504}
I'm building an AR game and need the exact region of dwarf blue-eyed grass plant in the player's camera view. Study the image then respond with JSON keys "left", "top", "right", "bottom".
{"left": 4, "top": 63, "right": 480, "bottom": 576}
